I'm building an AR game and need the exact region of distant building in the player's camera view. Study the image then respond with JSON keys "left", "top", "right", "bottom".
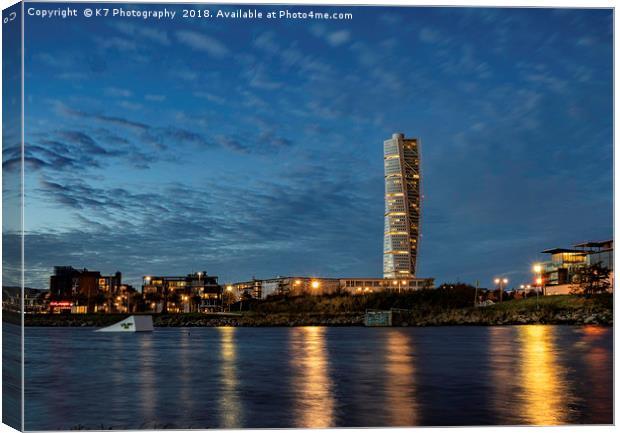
{"left": 113, "top": 284, "right": 139, "bottom": 313}
{"left": 539, "top": 240, "right": 613, "bottom": 295}
{"left": 49, "top": 266, "right": 122, "bottom": 313}
{"left": 142, "top": 272, "right": 222, "bottom": 313}
{"left": 2, "top": 287, "right": 48, "bottom": 314}
{"left": 383, "top": 133, "right": 422, "bottom": 279}
{"left": 229, "top": 276, "right": 435, "bottom": 299}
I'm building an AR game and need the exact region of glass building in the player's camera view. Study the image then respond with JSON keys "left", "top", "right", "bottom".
{"left": 383, "top": 133, "right": 421, "bottom": 278}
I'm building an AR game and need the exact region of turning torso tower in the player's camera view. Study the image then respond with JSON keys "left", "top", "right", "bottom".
{"left": 383, "top": 133, "right": 421, "bottom": 279}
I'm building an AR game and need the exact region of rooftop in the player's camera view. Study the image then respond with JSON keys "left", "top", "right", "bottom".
{"left": 573, "top": 240, "right": 614, "bottom": 249}
{"left": 541, "top": 248, "right": 587, "bottom": 255}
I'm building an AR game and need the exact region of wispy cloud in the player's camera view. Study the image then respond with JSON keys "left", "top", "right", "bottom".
{"left": 110, "top": 21, "right": 171, "bottom": 46}
{"left": 176, "top": 30, "right": 229, "bottom": 57}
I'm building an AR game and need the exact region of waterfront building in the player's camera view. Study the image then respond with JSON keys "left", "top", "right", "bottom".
{"left": 142, "top": 272, "right": 222, "bottom": 313}
{"left": 229, "top": 276, "right": 435, "bottom": 299}
{"left": 113, "top": 284, "right": 139, "bottom": 313}
{"left": 538, "top": 240, "right": 613, "bottom": 295}
{"left": 49, "top": 266, "right": 122, "bottom": 313}
{"left": 383, "top": 133, "right": 421, "bottom": 279}
{"left": 340, "top": 277, "right": 433, "bottom": 293}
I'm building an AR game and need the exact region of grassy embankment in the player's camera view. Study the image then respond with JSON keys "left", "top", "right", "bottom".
{"left": 16, "top": 289, "right": 613, "bottom": 327}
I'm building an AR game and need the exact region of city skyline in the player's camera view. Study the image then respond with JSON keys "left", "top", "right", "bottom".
{"left": 2, "top": 5, "right": 613, "bottom": 289}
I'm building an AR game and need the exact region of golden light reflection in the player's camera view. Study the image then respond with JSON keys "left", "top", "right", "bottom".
{"left": 518, "top": 325, "right": 569, "bottom": 425}
{"left": 218, "top": 327, "right": 241, "bottom": 428}
{"left": 384, "top": 330, "right": 418, "bottom": 426}
{"left": 290, "top": 326, "right": 334, "bottom": 428}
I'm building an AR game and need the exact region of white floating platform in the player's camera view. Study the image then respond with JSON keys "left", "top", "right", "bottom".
{"left": 96, "top": 315, "right": 154, "bottom": 332}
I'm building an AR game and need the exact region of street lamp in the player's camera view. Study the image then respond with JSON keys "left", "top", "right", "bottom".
{"left": 532, "top": 264, "right": 545, "bottom": 308}
{"left": 225, "top": 285, "right": 233, "bottom": 312}
{"left": 532, "top": 264, "right": 545, "bottom": 295}
{"left": 494, "top": 277, "right": 508, "bottom": 302}
{"left": 311, "top": 280, "right": 320, "bottom": 290}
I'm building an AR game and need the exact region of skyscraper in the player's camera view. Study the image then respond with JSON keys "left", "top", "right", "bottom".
{"left": 383, "top": 133, "right": 421, "bottom": 279}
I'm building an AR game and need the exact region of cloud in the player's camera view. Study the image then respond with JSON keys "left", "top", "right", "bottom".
{"left": 104, "top": 87, "right": 133, "bottom": 98}
{"left": 55, "top": 102, "right": 150, "bottom": 133}
{"left": 110, "top": 22, "right": 171, "bottom": 46}
{"left": 245, "top": 64, "right": 283, "bottom": 90}
{"left": 326, "top": 30, "right": 351, "bottom": 47}
{"left": 576, "top": 36, "right": 595, "bottom": 46}
{"left": 419, "top": 27, "right": 441, "bottom": 44}
{"left": 193, "top": 91, "right": 226, "bottom": 105}
{"left": 144, "top": 94, "right": 167, "bottom": 102}
{"left": 176, "top": 30, "right": 229, "bottom": 57}
{"left": 310, "top": 25, "right": 351, "bottom": 47}
{"left": 94, "top": 36, "right": 137, "bottom": 52}
{"left": 118, "top": 100, "right": 144, "bottom": 111}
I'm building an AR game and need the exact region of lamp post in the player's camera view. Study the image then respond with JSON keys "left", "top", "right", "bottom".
{"left": 226, "top": 285, "right": 233, "bottom": 312}
{"left": 494, "top": 277, "right": 508, "bottom": 303}
{"left": 144, "top": 276, "right": 153, "bottom": 312}
{"left": 197, "top": 271, "right": 203, "bottom": 313}
{"left": 532, "top": 264, "right": 544, "bottom": 309}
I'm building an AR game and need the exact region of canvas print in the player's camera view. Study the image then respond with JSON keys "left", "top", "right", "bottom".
{"left": 1, "top": 1, "right": 613, "bottom": 430}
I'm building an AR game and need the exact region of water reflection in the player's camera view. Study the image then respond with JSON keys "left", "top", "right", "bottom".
{"left": 384, "top": 330, "right": 418, "bottom": 425}
{"left": 289, "top": 327, "right": 334, "bottom": 428}
{"left": 488, "top": 326, "right": 517, "bottom": 423}
{"left": 137, "top": 336, "right": 156, "bottom": 423}
{"left": 579, "top": 326, "right": 612, "bottom": 422}
{"left": 518, "top": 325, "right": 570, "bottom": 425}
{"left": 177, "top": 331, "right": 193, "bottom": 417}
{"left": 218, "top": 327, "right": 241, "bottom": 428}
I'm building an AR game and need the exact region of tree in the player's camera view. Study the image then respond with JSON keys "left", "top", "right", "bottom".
{"left": 572, "top": 262, "right": 611, "bottom": 297}
{"left": 167, "top": 291, "right": 180, "bottom": 312}
{"left": 191, "top": 294, "right": 202, "bottom": 313}
{"left": 130, "top": 292, "right": 144, "bottom": 312}
{"left": 222, "top": 290, "right": 236, "bottom": 308}
{"left": 161, "top": 282, "right": 170, "bottom": 314}
{"left": 143, "top": 291, "right": 162, "bottom": 312}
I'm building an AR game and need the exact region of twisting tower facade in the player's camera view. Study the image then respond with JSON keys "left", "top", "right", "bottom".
{"left": 383, "top": 133, "right": 421, "bottom": 279}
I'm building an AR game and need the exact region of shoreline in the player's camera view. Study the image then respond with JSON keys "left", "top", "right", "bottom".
{"left": 6, "top": 294, "right": 613, "bottom": 328}
{"left": 7, "top": 308, "right": 613, "bottom": 328}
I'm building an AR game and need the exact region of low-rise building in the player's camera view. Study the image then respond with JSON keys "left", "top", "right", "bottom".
{"left": 142, "top": 272, "right": 222, "bottom": 313}
{"left": 49, "top": 266, "right": 123, "bottom": 313}
{"left": 229, "top": 275, "right": 435, "bottom": 299}
{"left": 2, "top": 287, "right": 49, "bottom": 314}
{"left": 538, "top": 240, "right": 613, "bottom": 295}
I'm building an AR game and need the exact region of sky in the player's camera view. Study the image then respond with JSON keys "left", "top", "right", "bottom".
{"left": 3, "top": 3, "right": 613, "bottom": 289}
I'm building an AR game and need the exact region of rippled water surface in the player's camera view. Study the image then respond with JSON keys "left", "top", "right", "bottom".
{"left": 23, "top": 325, "right": 612, "bottom": 429}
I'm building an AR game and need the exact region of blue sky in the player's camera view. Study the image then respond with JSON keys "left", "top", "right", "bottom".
{"left": 5, "top": 4, "right": 613, "bottom": 289}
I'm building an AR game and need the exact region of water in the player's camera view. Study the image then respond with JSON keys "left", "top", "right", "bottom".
{"left": 22, "top": 325, "right": 612, "bottom": 429}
